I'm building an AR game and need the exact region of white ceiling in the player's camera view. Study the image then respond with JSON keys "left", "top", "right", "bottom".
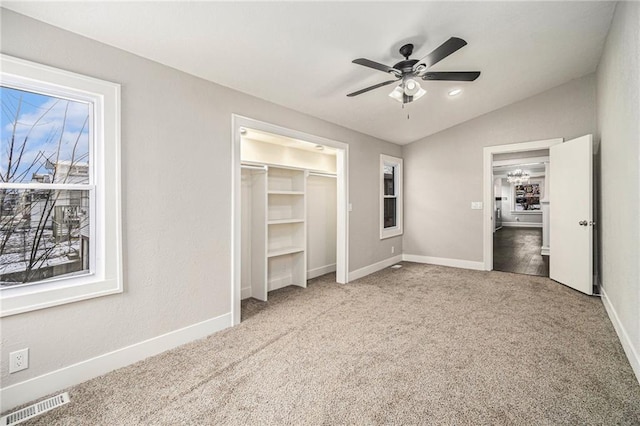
{"left": 3, "top": 2, "right": 615, "bottom": 145}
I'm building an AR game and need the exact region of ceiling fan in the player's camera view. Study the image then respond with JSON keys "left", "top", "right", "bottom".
{"left": 347, "top": 37, "right": 481, "bottom": 104}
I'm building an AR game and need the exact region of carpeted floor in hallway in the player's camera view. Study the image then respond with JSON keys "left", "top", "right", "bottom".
{"left": 13, "top": 262, "right": 640, "bottom": 425}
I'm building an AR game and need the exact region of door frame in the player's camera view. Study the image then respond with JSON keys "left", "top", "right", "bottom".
{"left": 482, "top": 138, "right": 563, "bottom": 271}
{"left": 231, "top": 114, "right": 349, "bottom": 325}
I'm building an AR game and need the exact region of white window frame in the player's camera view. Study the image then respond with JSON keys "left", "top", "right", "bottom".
{"left": 380, "top": 154, "right": 403, "bottom": 239}
{"left": 0, "top": 54, "right": 122, "bottom": 317}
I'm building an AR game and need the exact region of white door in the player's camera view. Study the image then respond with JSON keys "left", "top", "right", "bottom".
{"left": 550, "top": 134, "right": 593, "bottom": 295}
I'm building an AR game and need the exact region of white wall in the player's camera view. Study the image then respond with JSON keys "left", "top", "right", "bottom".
{"left": 240, "top": 169, "right": 257, "bottom": 299}
{"left": 307, "top": 176, "right": 337, "bottom": 278}
{"left": 596, "top": 1, "right": 640, "bottom": 381}
{"left": 0, "top": 9, "right": 402, "bottom": 399}
{"left": 402, "top": 74, "right": 596, "bottom": 262}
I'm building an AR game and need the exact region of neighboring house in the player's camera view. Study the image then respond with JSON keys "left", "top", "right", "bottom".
{"left": 0, "top": 161, "right": 90, "bottom": 283}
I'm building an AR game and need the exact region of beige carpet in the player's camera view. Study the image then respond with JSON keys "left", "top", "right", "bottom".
{"left": 12, "top": 262, "right": 640, "bottom": 425}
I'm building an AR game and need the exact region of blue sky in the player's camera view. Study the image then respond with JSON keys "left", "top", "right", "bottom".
{"left": 1, "top": 86, "right": 90, "bottom": 183}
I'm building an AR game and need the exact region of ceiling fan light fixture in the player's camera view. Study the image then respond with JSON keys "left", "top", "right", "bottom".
{"left": 404, "top": 78, "right": 421, "bottom": 96}
{"left": 389, "top": 85, "right": 404, "bottom": 103}
{"left": 413, "top": 87, "right": 427, "bottom": 101}
{"left": 389, "top": 84, "right": 426, "bottom": 103}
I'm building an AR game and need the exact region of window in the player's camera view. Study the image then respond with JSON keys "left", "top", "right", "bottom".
{"left": 380, "top": 154, "right": 403, "bottom": 239}
{"left": 0, "top": 54, "right": 122, "bottom": 316}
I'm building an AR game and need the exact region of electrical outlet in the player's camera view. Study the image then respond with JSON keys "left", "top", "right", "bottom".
{"left": 9, "top": 348, "right": 29, "bottom": 373}
{"left": 391, "top": 246, "right": 395, "bottom": 254}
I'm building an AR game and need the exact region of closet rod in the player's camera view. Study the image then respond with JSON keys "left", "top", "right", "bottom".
{"left": 308, "top": 172, "right": 337, "bottom": 178}
{"left": 241, "top": 164, "right": 267, "bottom": 171}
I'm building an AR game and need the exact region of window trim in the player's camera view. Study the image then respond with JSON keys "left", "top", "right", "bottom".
{"left": 380, "top": 154, "right": 403, "bottom": 239}
{"left": 0, "top": 54, "right": 122, "bottom": 317}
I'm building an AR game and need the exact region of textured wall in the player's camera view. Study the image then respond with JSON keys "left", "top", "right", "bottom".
{"left": 402, "top": 73, "right": 597, "bottom": 261}
{"left": 596, "top": 1, "right": 640, "bottom": 376}
{"left": 307, "top": 176, "right": 338, "bottom": 273}
{"left": 0, "top": 10, "right": 401, "bottom": 388}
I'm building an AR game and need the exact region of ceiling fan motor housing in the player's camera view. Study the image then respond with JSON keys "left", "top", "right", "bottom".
{"left": 393, "top": 59, "right": 420, "bottom": 74}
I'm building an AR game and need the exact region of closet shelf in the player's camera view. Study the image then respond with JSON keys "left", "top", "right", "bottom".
{"left": 268, "top": 219, "right": 304, "bottom": 225}
{"left": 268, "top": 246, "right": 305, "bottom": 258}
{"left": 268, "top": 190, "right": 304, "bottom": 195}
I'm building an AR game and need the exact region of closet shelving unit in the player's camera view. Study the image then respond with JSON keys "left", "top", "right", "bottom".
{"left": 241, "top": 163, "right": 310, "bottom": 302}
{"left": 266, "top": 166, "right": 307, "bottom": 293}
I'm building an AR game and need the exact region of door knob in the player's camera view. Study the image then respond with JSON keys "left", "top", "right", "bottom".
{"left": 578, "top": 220, "right": 588, "bottom": 226}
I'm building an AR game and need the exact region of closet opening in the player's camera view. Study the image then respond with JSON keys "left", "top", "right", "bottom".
{"left": 231, "top": 115, "right": 349, "bottom": 325}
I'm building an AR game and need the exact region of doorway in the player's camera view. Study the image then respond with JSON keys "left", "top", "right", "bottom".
{"left": 484, "top": 135, "right": 595, "bottom": 294}
{"left": 231, "top": 115, "right": 349, "bottom": 326}
{"left": 492, "top": 156, "right": 549, "bottom": 277}
{"left": 482, "top": 138, "right": 562, "bottom": 271}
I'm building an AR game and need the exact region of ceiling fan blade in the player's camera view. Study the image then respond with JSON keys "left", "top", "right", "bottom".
{"left": 346, "top": 79, "right": 400, "bottom": 97}
{"left": 415, "top": 37, "right": 468, "bottom": 70}
{"left": 352, "top": 58, "right": 398, "bottom": 75}
{"left": 421, "top": 71, "right": 481, "bottom": 81}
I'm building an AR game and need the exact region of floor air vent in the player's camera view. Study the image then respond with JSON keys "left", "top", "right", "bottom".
{"left": 1, "top": 392, "right": 70, "bottom": 426}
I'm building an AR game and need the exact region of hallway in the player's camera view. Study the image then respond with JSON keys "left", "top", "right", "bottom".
{"left": 493, "top": 227, "right": 549, "bottom": 276}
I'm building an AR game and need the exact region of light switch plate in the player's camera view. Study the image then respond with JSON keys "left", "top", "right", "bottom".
{"left": 471, "top": 202, "right": 483, "bottom": 210}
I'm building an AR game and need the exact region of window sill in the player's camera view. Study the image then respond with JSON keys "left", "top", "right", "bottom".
{"left": 0, "top": 276, "right": 122, "bottom": 317}
{"left": 380, "top": 227, "right": 403, "bottom": 240}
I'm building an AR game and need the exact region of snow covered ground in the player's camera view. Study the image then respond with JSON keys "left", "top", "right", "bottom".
{"left": 0, "top": 229, "right": 82, "bottom": 286}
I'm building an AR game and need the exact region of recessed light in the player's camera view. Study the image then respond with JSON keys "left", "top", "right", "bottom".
{"left": 315, "top": 145, "right": 325, "bottom": 151}
{"left": 448, "top": 88, "right": 462, "bottom": 97}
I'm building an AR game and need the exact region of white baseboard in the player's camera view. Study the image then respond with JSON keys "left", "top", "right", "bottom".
{"left": 307, "top": 263, "right": 336, "bottom": 280}
{"left": 501, "top": 222, "right": 542, "bottom": 228}
{"left": 348, "top": 255, "right": 403, "bottom": 282}
{"left": 601, "top": 288, "right": 640, "bottom": 384}
{"left": 0, "top": 312, "right": 232, "bottom": 412}
{"left": 241, "top": 286, "right": 252, "bottom": 300}
{"left": 541, "top": 246, "right": 550, "bottom": 256}
{"left": 402, "top": 254, "right": 485, "bottom": 271}
{"left": 268, "top": 276, "right": 292, "bottom": 291}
